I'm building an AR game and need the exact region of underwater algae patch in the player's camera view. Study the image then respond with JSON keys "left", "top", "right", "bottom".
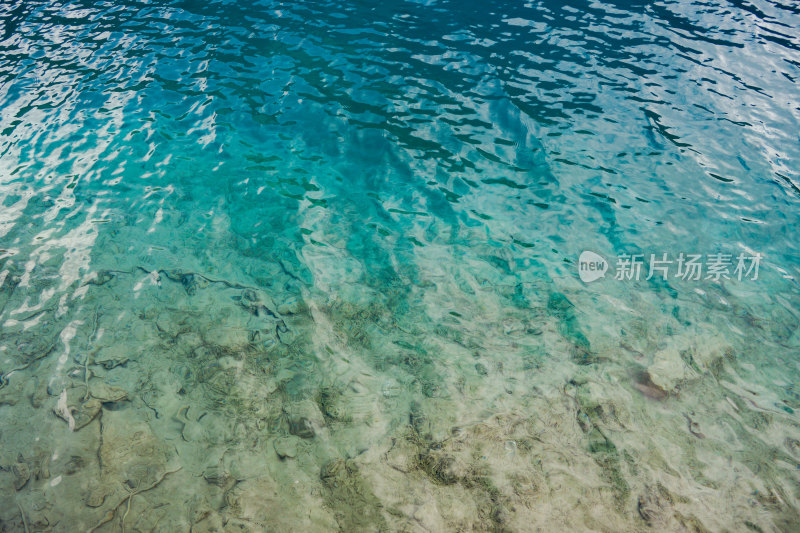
{"left": 320, "top": 458, "right": 389, "bottom": 532}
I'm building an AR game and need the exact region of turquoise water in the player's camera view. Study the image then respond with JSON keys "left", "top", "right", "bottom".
{"left": 1, "top": 0, "right": 799, "bottom": 530}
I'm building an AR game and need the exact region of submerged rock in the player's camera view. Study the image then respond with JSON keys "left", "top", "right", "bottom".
{"left": 288, "top": 416, "right": 315, "bottom": 439}
{"left": 384, "top": 438, "right": 416, "bottom": 473}
{"left": 12, "top": 462, "right": 30, "bottom": 491}
{"left": 84, "top": 270, "right": 115, "bottom": 286}
{"left": 317, "top": 387, "right": 350, "bottom": 422}
{"left": 99, "top": 409, "right": 169, "bottom": 486}
{"left": 203, "top": 465, "right": 234, "bottom": 487}
{"left": 63, "top": 455, "right": 86, "bottom": 475}
{"left": 192, "top": 512, "right": 224, "bottom": 533}
{"left": 632, "top": 369, "right": 669, "bottom": 400}
{"left": 273, "top": 436, "right": 300, "bottom": 459}
{"left": 0, "top": 378, "right": 25, "bottom": 406}
{"left": 85, "top": 486, "right": 107, "bottom": 508}
{"left": 163, "top": 270, "right": 209, "bottom": 295}
{"left": 277, "top": 296, "right": 302, "bottom": 315}
{"left": 90, "top": 382, "right": 129, "bottom": 403}
{"left": 93, "top": 346, "right": 130, "bottom": 370}
{"left": 644, "top": 348, "right": 690, "bottom": 396}
{"left": 225, "top": 477, "right": 338, "bottom": 530}
{"left": 53, "top": 388, "right": 102, "bottom": 431}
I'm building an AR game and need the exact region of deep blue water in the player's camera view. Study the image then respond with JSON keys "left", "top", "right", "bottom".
{"left": 1, "top": 0, "right": 799, "bottom": 531}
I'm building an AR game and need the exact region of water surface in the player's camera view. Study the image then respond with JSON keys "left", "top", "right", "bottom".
{"left": 1, "top": 0, "right": 800, "bottom": 530}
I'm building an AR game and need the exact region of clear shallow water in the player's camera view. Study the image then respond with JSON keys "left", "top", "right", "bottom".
{"left": 1, "top": 0, "right": 799, "bottom": 530}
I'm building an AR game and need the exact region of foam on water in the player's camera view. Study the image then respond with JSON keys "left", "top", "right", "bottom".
{"left": 1, "top": 0, "right": 799, "bottom": 530}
